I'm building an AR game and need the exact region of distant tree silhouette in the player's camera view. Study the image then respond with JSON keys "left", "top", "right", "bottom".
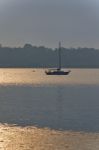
{"left": 24, "top": 44, "right": 33, "bottom": 49}
{"left": 0, "top": 44, "right": 98, "bottom": 67}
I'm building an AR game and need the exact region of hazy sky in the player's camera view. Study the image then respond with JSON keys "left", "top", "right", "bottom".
{"left": 0, "top": 0, "right": 99, "bottom": 48}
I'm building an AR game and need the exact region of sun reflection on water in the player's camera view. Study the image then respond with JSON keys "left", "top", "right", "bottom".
{"left": 0, "top": 124, "right": 99, "bottom": 150}
{"left": 0, "top": 68, "right": 99, "bottom": 86}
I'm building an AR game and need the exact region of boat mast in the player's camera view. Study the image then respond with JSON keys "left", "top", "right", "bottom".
{"left": 58, "top": 41, "right": 61, "bottom": 70}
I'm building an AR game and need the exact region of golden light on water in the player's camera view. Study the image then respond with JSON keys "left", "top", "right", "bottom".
{"left": 0, "top": 68, "right": 99, "bottom": 86}
{"left": 0, "top": 124, "right": 99, "bottom": 150}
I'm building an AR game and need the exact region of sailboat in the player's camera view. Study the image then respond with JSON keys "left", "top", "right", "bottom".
{"left": 45, "top": 42, "right": 71, "bottom": 75}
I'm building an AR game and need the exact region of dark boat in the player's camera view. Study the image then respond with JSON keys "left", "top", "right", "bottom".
{"left": 45, "top": 69, "right": 70, "bottom": 75}
{"left": 45, "top": 42, "right": 71, "bottom": 75}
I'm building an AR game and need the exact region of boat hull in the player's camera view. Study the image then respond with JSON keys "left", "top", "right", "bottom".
{"left": 45, "top": 70, "right": 70, "bottom": 75}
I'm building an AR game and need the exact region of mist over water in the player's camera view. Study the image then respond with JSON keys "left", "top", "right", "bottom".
{"left": 0, "top": 68, "right": 99, "bottom": 132}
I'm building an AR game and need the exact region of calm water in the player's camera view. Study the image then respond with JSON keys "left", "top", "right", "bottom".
{"left": 0, "top": 68, "right": 99, "bottom": 132}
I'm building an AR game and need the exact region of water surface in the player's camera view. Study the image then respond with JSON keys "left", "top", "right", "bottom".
{"left": 0, "top": 68, "right": 99, "bottom": 132}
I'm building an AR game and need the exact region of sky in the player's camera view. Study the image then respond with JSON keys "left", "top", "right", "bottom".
{"left": 0, "top": 0, "right": 99, "bottom": 48}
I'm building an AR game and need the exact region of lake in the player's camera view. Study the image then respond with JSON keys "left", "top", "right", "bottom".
{"left": 0, "top": 68, "right": 99, "bottom": 132}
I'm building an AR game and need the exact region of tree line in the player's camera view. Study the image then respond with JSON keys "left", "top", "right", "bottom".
{"left": 0, "top": 44, "right": 99, "bottom": 68}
